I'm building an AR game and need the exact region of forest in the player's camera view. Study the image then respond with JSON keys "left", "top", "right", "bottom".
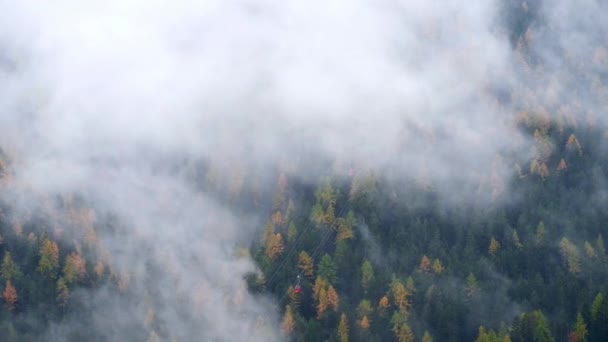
{"left": 0, "top": 0, "right": 607, "bottom": 341}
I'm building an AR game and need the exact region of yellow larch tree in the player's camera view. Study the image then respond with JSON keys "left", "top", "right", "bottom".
{"left": 281, "top": 305, "right": 295, "bottom": 336}
{"left": 419, "top": 255, "right": 431, "bottom": 273}
{"left": 489, "top": 237, "right": 501, "bottom": 256}
{"left": 327, "top": 285, "right": 339, "bottom": 312}
{"left": 337, "top": 313, "right": 349, "bottom": 342}
{"left": 432, "top": 259, "right": 444, "bottom": 274}
{"left": 298, "top": 251, "right": 314, "bottom": 278}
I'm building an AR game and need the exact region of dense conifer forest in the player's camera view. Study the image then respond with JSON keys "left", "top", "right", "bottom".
{"left": 0, "top": 0, "right": 607, "bottom": 341}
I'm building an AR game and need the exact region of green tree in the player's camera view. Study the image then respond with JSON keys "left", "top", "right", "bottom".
{"left": 361, "top": 260, "right": 374, "bottom": 293}
{"left": 467, "top": 272, "right": 478, "bottom": 297}
{"left": 357, "top": 299, "right": 373, "bottom": 319}
{"left": 56, "top": 277, "right": 69, "bottom": 308}
{"left": 318, "top": 254, "right": 336, "bottom": 284}
{"left": 568, "top": 313, "right": 588, "bottom": 342}
{"left": 511, "top": 310, "right": 555, "bottom": 342}
{"left": 1, "top": 252, "right": 20, "bottom": 282}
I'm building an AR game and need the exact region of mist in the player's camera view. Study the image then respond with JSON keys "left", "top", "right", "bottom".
{"left": 0, "top": 0, "right": 605, "bottom": 340}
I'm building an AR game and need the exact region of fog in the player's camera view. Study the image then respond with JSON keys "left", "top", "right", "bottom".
{"left": 0, "top": 0, "right": 605, "bottom": 340}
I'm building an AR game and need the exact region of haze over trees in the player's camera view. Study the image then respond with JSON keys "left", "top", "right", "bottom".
{"left": 0, "top": 0, "right": 606, "bottom": 341}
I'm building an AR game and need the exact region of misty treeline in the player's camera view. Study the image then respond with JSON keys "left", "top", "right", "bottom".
{"left": 0, "top": 0, "right": 607, "bottom": 341}
{"left": 248, "top": 116, "right": 608, "bottom": 342}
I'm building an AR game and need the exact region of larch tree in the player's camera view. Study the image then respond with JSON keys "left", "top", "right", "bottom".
{"left": 313, "top": 276, "right": 327, "bottom": 301}
{"left": 63, "top": 252, "right": 87, "bottom": 284}
{"left": 298, "top": 251, "right": 314, "bottom": 278}
{"left": 405, "top": 276, "right": 416, "bottom": 294}
{"left": 359, "top": 315, "right": 370, "bottom": 331}
{"left": 489, "top": 237, "right": 501, "bottom": 256}
{"left": 281, "top": 305, "right": 295, "bottom": 336}
{"left": 337, "top": 313, "right": 349, "bottom": 342}
{"left": 272, "top": 211, "right": 283, "bottom": 227}
{"left": 38, "top": 238, "right": 60, "bottom": 279}
{"left": 391, "top": 279, "right": 410, "bottom": 315}
{"left": 560, "top": 238, "right": 581, "bottom": 274}
{"left": 2, "top": 280, "right": 16, "bottom": 311}
{"left": 432, "top": 259, "right": 444, "bottom": 274}
{"left": 395, "top": 322, "right": 414, "bottom": 342}
{"left": 94, "top": 260, "right": 105, "bottom": 280}
{"left": 512, "top": 230, "right": 523, "bottom": 249}
{"left": 584, "top": 242, "right": 597, "bottom": 258}
{"left": 1, "top": 252, "right": 20, "bottom": 282}
{"left": 265, "top": 233, "right": 284, "bottom": 260}
{"left": 536, "top": 222, "right": 546, "bottom": 245}
{"left": 557, "top": 158, "right": 568, "bottom": 173}
{"left": 317, "top": 287, "right": 328, "bottom": 319}
{"left": 336, "top": 211, "right": 355, "bottom": 243}
{"left": 422, "top": 331, "right": 433, "bottom": 342}
{"left": 378, "top": 295, "right": 390, "bottom": 316}
{"left": 419, "top": 255, "right": 432, "bottom": 273}
{"left": 566, "top": 134, "right": 583, "bottom": 156}
{"left": 327, "top": 285, "right": 339, "bottom": 312}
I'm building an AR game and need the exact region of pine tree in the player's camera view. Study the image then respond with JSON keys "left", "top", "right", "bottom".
{"left": 467, "top": 272, "right": 478, "bottom": 298}
{"left": 596, "top": 234, "right": 605, "bottom": 256}
{"left": 318, "top": 254, "right": 336, "bottom": 284}
{"left": 361, "top": 260, "right": 374, "bottom": 293}
{"left": 568, "top": 313, "right": 588, "bottom": 342}
{"left": 591, "top": 293, "right": 604, "bottom": 321}
{"left": 56, "top": 277, "right": 70, "bottom": 308}
{"left": 287, "top": 221, "right": 297, "bottom": 243}
{"left": 357, "top": 299, "right": 373, "bottom": 319}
